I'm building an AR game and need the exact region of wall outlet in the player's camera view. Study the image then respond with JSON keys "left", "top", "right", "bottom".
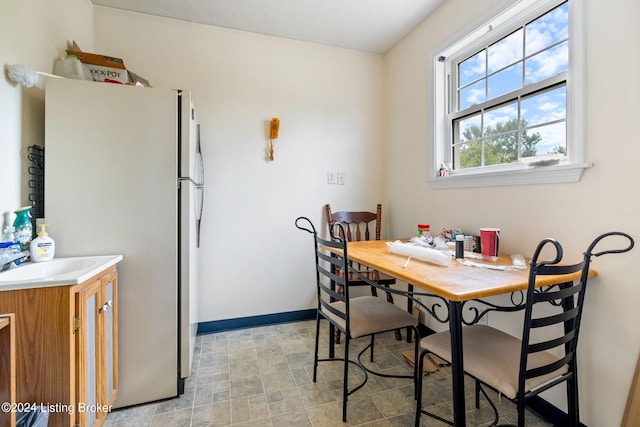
{"left": 327, "top": 171, "right": 337, "bottom": 184}
{"left": 337, "top": 172, "right": 345, "bottom": 185}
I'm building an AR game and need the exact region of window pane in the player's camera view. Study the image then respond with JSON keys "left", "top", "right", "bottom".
{"left": 459, "top": 51, "right": 485, "bottom": 87}
{"left": 457, "top": 141, "right": 482, "bottom": 169}
{"left": 487, "top": 29, "right": 523, "bottom": 74}
{"left": 456, "top": 114, "right": 482, "bottom": 143}
{"left": 484, "top": 133, "right": 519, "bottom": 166}
{"left": 483, "top": 102, "right": 518, "bottom": 137}
{"left": 459, "top": 81, "right": 485, "bottom": 110}
{"left": 524, "top": 122, "right": 566, "bottom": 157}
{"left": 525, "top": 41, "right": 568, "bottom": 84}
{"left": 521, "top": 85, "right": 566, "bottom": 127}
{"left": 487, "top": 63, "right": 523, "bottom": 100}
{"left": 519, "top": 131, "right": 536, "bottom": 158}
{"left": 525, "top": 2, "right": 568, "bottom": 56}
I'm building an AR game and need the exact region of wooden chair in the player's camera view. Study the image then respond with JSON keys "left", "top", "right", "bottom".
{"left": 415, "top": 232, "right": 634, "bottom": 427}
{"left": 295, "top": 217, "right": 419, "bottom": 422}
{"left": 325, "top": 203, "right": 403, "bottom": 342}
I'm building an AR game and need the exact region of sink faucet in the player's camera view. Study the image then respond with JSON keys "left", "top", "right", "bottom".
{"left": 0, "top": 251, "right": 29, "bottom": 272}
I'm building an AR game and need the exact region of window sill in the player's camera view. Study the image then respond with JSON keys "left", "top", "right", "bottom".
{"left": 428, "top": 163, "right": 592, "bottom": 189}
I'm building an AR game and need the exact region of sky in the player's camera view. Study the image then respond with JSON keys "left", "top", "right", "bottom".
{"left": 455, "top": 1, "right": 569, "bottom": 160}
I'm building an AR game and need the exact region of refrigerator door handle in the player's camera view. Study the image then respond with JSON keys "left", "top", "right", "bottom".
{"left": 195, "top": 125, "right": 205, "bottom": 186}
{"left": 195, "top": 123, "right": 204, "bottom": 247}
{"left": 178, "top": 177, "right": 202, "bottom": 186}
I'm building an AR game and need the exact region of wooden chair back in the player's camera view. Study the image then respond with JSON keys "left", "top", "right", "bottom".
{"left": 324, "top": 203, "right": 382, "bottom": 242}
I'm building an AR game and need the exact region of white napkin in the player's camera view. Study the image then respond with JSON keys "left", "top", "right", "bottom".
{"left": 386, "top": 240, "right": 451, "bottom": 267}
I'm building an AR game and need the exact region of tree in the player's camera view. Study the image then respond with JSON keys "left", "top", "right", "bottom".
{"left": 458, "top": 118, "right": 542, "bottom": 168}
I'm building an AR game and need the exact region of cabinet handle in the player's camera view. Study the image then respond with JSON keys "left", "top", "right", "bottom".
{"left": 100, "top": 300, "right": 113, "bottom": 312}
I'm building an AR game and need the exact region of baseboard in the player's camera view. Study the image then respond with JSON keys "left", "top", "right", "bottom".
{"left": 197, "top": 309, "right": 317, "bottom": 335}
{"left": 527, "top": 396, "right": 588, "bottom": 427}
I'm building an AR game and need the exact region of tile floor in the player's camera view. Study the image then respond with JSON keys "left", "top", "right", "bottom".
{"left": 104, "top": 320, "right": 553, "bottom": 426}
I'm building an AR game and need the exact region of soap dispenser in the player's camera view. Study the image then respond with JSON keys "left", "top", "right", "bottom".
{"left": 30, "top": 224, "right": 55, "bottom": 262}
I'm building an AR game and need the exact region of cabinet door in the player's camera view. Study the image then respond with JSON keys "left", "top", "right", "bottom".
{"left": 76, "top": 269, "right": 119, "bottom": 427}
{"left": 101, "top": 270, "right": 118, "bottom": 408}
{"left": 75, "top": 279, "right": 101, "bottom": 427}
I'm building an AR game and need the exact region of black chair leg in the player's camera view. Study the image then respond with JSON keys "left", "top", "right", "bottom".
{"left": 415, "top": 350, "right": 427, "bottom": 427}
{"left": 413, "top": 327, "right": 419, "bottom": 399}
{"left": 342, "top": 334, "right": 350, "bottom": 422}
{"left": 313, "top": 316, "right": 320, "bottom": 382}
{"left": 567, "top": 371, "right": 580, "bottom": 426}
{"left": 517, "top": 397, "right": 526, "bottom": 427}
{"left": 370, "top": 335, "right": 375, "bottom": 362}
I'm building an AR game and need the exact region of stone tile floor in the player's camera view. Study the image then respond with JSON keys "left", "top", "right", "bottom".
{"left": 104, "top": 320, "right": 553, "bottom": 426}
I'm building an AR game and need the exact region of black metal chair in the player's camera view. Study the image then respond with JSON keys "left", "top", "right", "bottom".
{"left": 325, "top": 203, "right": 403, "bottom": 342}
{"left": 296, "top": 216, "right": 420, "bottom": 422}
{"left": 415, "top": 231, "right": 634, "bottom": 427}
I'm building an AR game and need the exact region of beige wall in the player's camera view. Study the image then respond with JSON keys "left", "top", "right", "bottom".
{"left": 2, "top": 0, "right": 639, "bottom": 424}
{"left": 0, "top": 0, "right": 93, "bottom": 221}
{"left": 93, "top": 7, "right": 386, "bottom": 321}
{"left": 383, "top": 0, "right": 640, "bottom": 424}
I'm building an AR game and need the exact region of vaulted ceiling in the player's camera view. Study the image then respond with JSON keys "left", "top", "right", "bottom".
{"left": 90, "top": 0, "right": 445, "bottom": 53}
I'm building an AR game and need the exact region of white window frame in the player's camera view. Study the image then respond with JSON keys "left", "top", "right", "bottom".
{"left": 428, "top": 0, "right": 590, "bottom": 189}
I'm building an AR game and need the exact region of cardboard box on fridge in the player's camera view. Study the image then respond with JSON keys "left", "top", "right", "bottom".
{"left": 65, "top": 42, "right": 151, "bottom": 87}
{"left": 65, "top": 49, "right": 129, "bottom": 84}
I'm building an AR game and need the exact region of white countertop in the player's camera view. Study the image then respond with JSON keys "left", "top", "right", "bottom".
{"left": 0, "top": 255, "right": 123, "bottom": 290}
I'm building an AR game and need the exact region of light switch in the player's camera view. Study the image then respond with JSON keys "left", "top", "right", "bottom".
{"left": 327, "top": 171, "right": 337, "bottom": 184}
{"left": 337, "top": 172, "right": 345, "bottom": 185}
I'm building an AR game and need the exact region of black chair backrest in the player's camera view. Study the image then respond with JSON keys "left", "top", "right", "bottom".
{"left": 296, "top": 217, "right": 352, "bottom": 330}
{"left": 520, "top": 232, "right": 634, "bottom": 394}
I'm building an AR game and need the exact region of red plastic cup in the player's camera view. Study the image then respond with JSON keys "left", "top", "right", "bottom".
{"left": 480, "top": 228, "right": 500, "bottom": 258}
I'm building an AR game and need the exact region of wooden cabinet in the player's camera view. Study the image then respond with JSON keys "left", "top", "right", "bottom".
{"left": 0, "top": 313, "right": 16, "bottom": 427}
{"left": 0, "top": 266, "right": 118, "bottom": 427}
{"left": 75, "top": 268, "right": 118, "bottom": 427}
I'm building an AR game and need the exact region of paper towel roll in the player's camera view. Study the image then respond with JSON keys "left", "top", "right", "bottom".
{"left": 386, "top": 240, "right": 451, "bottom": 267}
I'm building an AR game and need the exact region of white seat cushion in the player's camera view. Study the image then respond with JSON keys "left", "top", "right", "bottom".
{"left": 321, "top": 296, "right": 418, "bottom": 339}
{"left": 421, "top": 324, "right": 568, "bottom": 399}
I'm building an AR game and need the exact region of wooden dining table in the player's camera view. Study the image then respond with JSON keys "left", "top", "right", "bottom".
{"left": 338, "top": 239, "right": 597, "bottom": 426}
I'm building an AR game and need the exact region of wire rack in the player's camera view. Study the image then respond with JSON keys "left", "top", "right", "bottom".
{"left": 27, "top": 145, "right": 44, "bottom": 231}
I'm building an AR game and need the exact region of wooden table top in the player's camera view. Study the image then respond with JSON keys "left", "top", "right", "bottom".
{"left": 342, "top": 240, "right": 597, "bottom": 302}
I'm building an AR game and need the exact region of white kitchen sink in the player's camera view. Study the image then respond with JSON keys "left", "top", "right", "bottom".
{"left": 0, "top": 255, "right": 123, "bottom": 290}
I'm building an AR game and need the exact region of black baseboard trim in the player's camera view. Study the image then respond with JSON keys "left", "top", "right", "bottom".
{"left": 527, "top": 396, "right": 588, "bottom": 427}
{"left": 197, "top": 309, "right": 317, "bottom": 335}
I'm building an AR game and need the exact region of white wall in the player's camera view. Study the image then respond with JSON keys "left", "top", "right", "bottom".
{"left": 92, "top": 7, "right": 386, "bottom": 321}
{"left": 0, "top": 0, "right": 93, "bottom": 228}
{"left": 383, "top": 0, "right": 640, "bottom": 425}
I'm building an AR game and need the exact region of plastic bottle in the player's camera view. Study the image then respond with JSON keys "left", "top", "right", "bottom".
{"left": 417, "top": 224, "right": 430, "bottom": 238}
{"left": 54, "top": 53, "right": 89, "bottom": 80}
{"left": 1, "top": 226, "right": 15, "bottom": 243}
{"left": 30, "top": 224, "right": 55, "bottom": 262}
{"left": 13, "top": 206, "right": 33, "bottom": 252}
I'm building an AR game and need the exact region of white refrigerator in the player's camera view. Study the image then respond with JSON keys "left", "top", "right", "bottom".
{"left": 44, "top": 78, "right": 204, "bottom": 407}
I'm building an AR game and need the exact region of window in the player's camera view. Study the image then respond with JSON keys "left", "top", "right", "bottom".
{"left": 429, "top": 0, "right": 589, "bottom": 188}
